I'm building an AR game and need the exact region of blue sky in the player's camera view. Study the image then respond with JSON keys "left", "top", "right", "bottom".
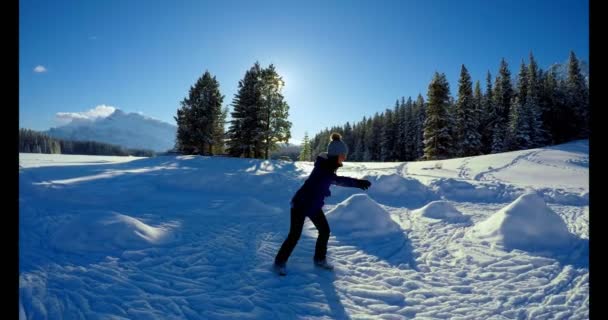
{"left": 19, "top": 0, "right": 588, "bottom": 144}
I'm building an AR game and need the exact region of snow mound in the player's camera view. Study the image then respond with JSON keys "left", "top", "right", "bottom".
{"left": 413, "top": 200, "right": 469, "bottom": 223}
{"left": 50, "top": 211, "right": 180, "bottom": 253}
{"left": 539, "top": 188, "right": 589, "bottom": 206}
{"left": 326, "top": 194, "right": 402, "bottom": 238}
{"left": 331, "top": 174, "right": 438, "bottom": 207}
{"left": 466, "top": 192, "right": 574, "bottom": 251}
{"left": 430, "top": 178, "right": 514, "bottom": 203}
{"left": 325, "top": 194, "right": 414, "bottom": 265}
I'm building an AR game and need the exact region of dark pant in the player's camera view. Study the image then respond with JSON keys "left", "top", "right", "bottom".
{"left": 275, "top": 207, "right": 331, "bottom": 264}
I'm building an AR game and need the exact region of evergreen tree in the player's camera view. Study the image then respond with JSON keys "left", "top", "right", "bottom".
{"left": 508, "top": 61, "right": 531, "bottom": 150}
{"left": 227, "top": 62, "right": 263, "bottom": 157}
{"left": 509, "top": 95, "right": 531, "bottom": 150}
{"left": 414, "top": 94, "right": 426, "bottom": 159}
{"left": 527, "top": 53, "right": 544, "bottom": 147}
{"left": 401, "top": 97, "right": 414, "bottom": 161}
{"left": 539, "top": 69, "right": 558, "bottom": 144}
{"left": 455, "top": 65, "right": 481, "bottom": 156}
{"left": 472, "top": 80, "right": 483, "bottom": 154}
{"left": 343, "top": 122, "right": 354, "bottom": 156}
{"left": 480, "top": 71, "right": 495, "bottom": 154}
{"left": 298, "top": 132, "right": 312, "bottom": 161}
{"left": 491, "top": 59, "right": 514, "bottom": 153}
{"left": 213, "top": 106, "right": 229, "bottom": 154}
{"left": 566, "top": 51, "right": 589, "bottom": 138}
{"left": 423, "top": 72, "right": 453, "bottom": 160}
{"left": 369, "top": 113, "right": 383, "bottom": 161}
{"left": 353, "top": 118, "right": 367, "bottom": 161}
{"left": 363, "top": 117, "right": 373, "bottom": 161}
{"left": 380, "top": 108, "right": 396, "bottom": 161}
{"left": 175, "top": 70, "right": 224, "bottom": 155}
{"left": 258, "top": 64, "right": 292, "bottom": 159}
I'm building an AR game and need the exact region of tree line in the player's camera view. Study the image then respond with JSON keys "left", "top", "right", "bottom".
{"left": 19, "top": 128, "right": 155, "bottom": 157}
{"left": 308, "top": 51, "right": 588, "bottom": 161}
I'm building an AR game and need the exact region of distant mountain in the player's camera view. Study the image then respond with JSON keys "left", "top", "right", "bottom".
{"left": 46, "top": 109, "right": 177, "bottom": 152}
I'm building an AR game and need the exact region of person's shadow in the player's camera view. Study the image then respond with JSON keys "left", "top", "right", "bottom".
{"left": 314, "top": 269, "right": 350, "bottom": 320}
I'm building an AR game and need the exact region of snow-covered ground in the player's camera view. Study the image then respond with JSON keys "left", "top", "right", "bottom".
{"left": 19, "top": 140, "right": 589, "bottom": 319}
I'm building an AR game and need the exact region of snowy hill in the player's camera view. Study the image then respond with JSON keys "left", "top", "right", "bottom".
{"left": 46, "top": 109, "right": 177, "bottom": 152}
{"left": 19, "top": 140, "right": 589, "bottom": 319}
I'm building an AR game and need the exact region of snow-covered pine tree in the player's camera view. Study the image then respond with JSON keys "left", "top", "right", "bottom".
{"left": 455, "top": 65, "right": 481, "bottom": 156}
{"left": 491, "top": 59, "right": 514, "bottom": 153}
{"left": 480, "top": 71, "right": 495, "bottom": 154}
{"left": 363, "top": 117, "right": 373, "bottom": 161}
{"left": 380, "top": 108, "right": 396, "bottom": 161}
{"left": 403, "top": 97, "right": 415, "bottom": 161}
{"left": 423, "top": 72, "right": 453, "bottom": 160}
{"left": 414, "top": 94, "right": 426, "bottom": 160}
{"left": 472, "top": 80, "right": 483, "bottom": 155}
{"left": 527, "top": 52, "right": 544, "bottom": 147}
{"left": 509, "top": 60, "right": 531, "bottom": 150}
{"left": 566, "top": 51, "right": 589, "bottom": 139}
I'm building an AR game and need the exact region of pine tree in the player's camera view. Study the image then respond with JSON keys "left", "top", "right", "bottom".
{"left": 423, "top": 72, "right": 453, "bottom": 160}
{"left": 539, "top": 69, "right": 558, "bottom": 144}
{"left": 566, "top": 51, "right": 589, "bottom": 138}
{"left": 491, "top": 59, "right": 514, "bottom": 153}
{"left": 175, "top": 70, "right": 224, "bottom": 155}
{"left": 455, "top": 65, "right": 481, "bottom": 156}
{"left": 363, "top": 117, "right": 373, "bottom": 161}
{"left": 212, "top": 106, "right": 229, "bottom": 154}
{"left": 509, "top": 94, "right": 531, "bottom": 150}
{"left": 369, "top": 113, "right": 383, "bottom": 161}
{"left": 402, "top": 97, "right": 415, "bottom": 161}
{"left": 516, "top": 60, "right": 529, "bottom": 107}
{"left": 445, "top": 97, "right": 458, "bottom": 157}
{"left": 414, "top": 94, "right": 426, "bottom": 159}
{"left": 527, "top": 52, "right": 544, "bottom": 147}
{"left": 353, "top": 118, "right": 366, "bottom": 161}
{"left": 480, "top": 71, "right": 495, "bottom": 154}
{"left": 343, "top": 122, "right": 353, "bottom": 156}
{"left": 380, "top": 108, "right": 396, "bottom": 161}
{"left": 299, "top": 132, "right": 312, "bottom": 161}
{"left": 258, "top": 64, "right": 292, "bottom": 159}
{"left": 472, "top": 80, "right": 483, "bottom": 154}
{"left": 508, "top": 60, "right": 531, "bottom": 150}
{"left": 227, "top": 62, "right": 263, "bottom": 157}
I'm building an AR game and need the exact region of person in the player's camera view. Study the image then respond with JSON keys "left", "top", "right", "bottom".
{"left": 274, "top": 132, "right": 372, "bottom": 275}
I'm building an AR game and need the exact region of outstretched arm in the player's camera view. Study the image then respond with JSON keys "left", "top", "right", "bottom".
{"left": 332, "top": 174, "right": 371, "bottom": 189}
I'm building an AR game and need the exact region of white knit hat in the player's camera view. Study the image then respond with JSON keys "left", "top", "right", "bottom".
{"left": 327, "top": 132, "right": 348, "bottom": 156}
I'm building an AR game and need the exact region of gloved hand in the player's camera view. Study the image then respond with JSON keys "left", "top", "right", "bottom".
{"left": 357, "top": 179, "right": 371, "bottom": 190}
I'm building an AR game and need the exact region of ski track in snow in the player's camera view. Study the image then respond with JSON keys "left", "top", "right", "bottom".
{"left": 19, "top": 142, "right": 589, "bottom": 319}
{"left": 473, "top": 150, "right": 540, "bottom": 182}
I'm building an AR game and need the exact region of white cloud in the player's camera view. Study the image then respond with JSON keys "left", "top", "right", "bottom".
{"left": 55, "top": 105, "right": 117, "bottom": 124}
{"left": 33, "top": 65, "right": 47, "bottom": 73}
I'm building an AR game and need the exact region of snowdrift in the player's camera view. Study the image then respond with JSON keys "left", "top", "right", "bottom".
{"left": 466, "top": 192, "right": 574, "bottom": 251}
{"left": 50, "top": 211, "right": 180, "bottom": 254}
{"left": 412, "top": 200, "right": 470, "bottom": 224}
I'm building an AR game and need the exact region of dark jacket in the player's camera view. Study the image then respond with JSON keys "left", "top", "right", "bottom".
{"left": 291, "top": 153, "right": 362, "bottom": 217}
